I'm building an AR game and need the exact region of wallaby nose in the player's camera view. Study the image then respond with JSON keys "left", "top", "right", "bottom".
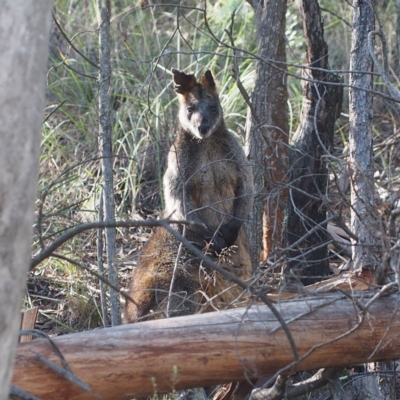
{"left": 198, "top": 121, "right": 210, "bottom": 135}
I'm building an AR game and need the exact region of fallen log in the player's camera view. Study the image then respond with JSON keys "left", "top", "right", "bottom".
{"left": 12, "top": 292, "right": 400, "bottom": 400}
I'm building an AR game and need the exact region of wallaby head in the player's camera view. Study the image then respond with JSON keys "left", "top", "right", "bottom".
{"left": 172, "top": 68, "right": 223, "bottom": 139}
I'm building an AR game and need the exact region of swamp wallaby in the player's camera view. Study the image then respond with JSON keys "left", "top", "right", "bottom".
{"left": 124, "top": 69, "right": 253, "bottom": 322}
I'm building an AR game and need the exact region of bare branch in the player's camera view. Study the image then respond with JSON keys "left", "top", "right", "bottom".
{"left": 368, "top": 29, "right": 400, "bottom": 104}
{"left": 30, "top": 218, "right": 204, "bottom": 270}
{"left": 52, "top": 12, "right": 99, "bottom": 69}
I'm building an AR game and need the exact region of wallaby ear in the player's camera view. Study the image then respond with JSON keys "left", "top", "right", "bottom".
{"left": 172, "top": 68, "right": 197, "bottom": 94}
{"left": 199, "top": 70, "right": 217, "bottom": 93}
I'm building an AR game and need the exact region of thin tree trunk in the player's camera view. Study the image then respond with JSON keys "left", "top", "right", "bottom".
{"left": 98, "top": 0, "right": 120, "bottom": 326}
{"left": 246, "top": 0, "right": 289, "bottom": 271}
{"left": 0, "top": 1, "right": 52, "bottom": 398}
{"left": 12, "top": 293, "right": 400, "bottom": 400}
{"left": 284, "top": 0, "right": 343, "bottom": 285}
{"left": 349, "top": 0, "right": 376, "bottom": 272}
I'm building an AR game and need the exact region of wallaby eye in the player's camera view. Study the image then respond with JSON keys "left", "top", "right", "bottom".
{"left": 187, "top": 105, "right": 194, "bottom": 115}
{"left": 209, "top": 105, "right": 218, "bottom": 114}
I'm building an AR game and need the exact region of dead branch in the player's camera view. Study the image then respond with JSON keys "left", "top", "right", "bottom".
{"left": 12, "top": 293, "right": 400, "bottom": 400}
{"left": 252, "top": 368, "right": 341, "bottom": 400}
{"left": 30, "top": 218, "right": 203, "bottom": 269}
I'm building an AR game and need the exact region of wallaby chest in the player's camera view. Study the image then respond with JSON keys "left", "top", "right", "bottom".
{"left": 168, "top": 134, "right": 238, "bottom": 213}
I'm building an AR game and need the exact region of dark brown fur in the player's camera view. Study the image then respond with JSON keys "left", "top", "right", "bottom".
{"left": 124, "top": 69, "right": 253, "bottom": 323}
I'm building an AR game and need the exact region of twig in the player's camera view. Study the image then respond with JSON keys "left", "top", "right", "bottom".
{"left": 252, "top": 367, "right": 341, "bottom": 400}
{"left": 368, "top": 293, "right": 400, "bottom": 359}
{"left": 368, "top": 29, "right": 400, "bottom": 104}
{"left": 19, "top": 329, "right": 100, "bottom": 396}
{"left": 57, "top": 58, "right": 98, "bottom": 80}
{"left": 52, "top": 11, "right": 99, "bottom": 69}
{"left": 320, "top": 7, "right": 352, "bottom": 28}
{"left": 9, "top": 386, "right": 42, "bottom": 400}
{"left": 389, "top": 207, "right": 400, "bottom": 238}
{"left": 31, "top": 218, "right": 204, "bottom": 270}
{"left": 255, "top": 298, "right": 365, "bottom": 392}
{"left": 35, "top": 353, "right": 100, "bottom": 398}
{"left": 167, "top": 225, "right": 186, "bottom": 318}
{"left": 224, "top": 12, "right": 260, "bottom": 124}
{"left": 364, "top": 282, "right": 398, "bottom": 310}
{"left": 141, "top": 4, "right": 205, "bottom": 12}
{"left": 143, "top": 45, "right": 400, "bottom": 104}
{"left": 19, "top": 329, "right": 70, "bottom": 368}
{"left": 51, "top": 253, "right": 139, "bottom": 307}
{"left": 42, "top": 100, "right": 65, "bottom": 123}
{"left": 251, "top": 375, "right": 287, "bottom": 400}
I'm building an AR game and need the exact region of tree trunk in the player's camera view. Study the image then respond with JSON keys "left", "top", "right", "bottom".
{"left": 246, "top": 0, "right": 289, "bottom": 271}
{"left": 98, "top": 0, "right": 121, "bottom": 326}
{"left": 284, "top": 0, "right": 343, "bottom": 285}
{"left": 12, "top": 293, "right": 400, "bottom": 400}
{"left": 349, "top": 0, "right": 376, "bottom": 272}
{"left": 349, "top": 2, "right": 386, "bottom": 398}
{"left": 262, "top": 7, "right": 289, "bottom": 263}
{"left": 0, "top": 1, "right": 52, "bottom": 398}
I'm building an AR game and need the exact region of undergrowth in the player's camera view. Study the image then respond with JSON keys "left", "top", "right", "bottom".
{"left": 26, "top": 0, "right": 400, "bottom": 336}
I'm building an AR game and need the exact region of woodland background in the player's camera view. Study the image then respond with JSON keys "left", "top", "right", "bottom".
{"left": 7, "top": 0, "right": 400, "bottom": 399}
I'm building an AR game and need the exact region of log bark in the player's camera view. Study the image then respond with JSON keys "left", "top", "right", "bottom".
{"left": 12, "top": 293, "right": 400, "bottom": 400}
{"left": 284, "top": 0, "right": 343, "bottom": 285}
{"left": 0, "top": 1, "right": 52, "bottom": 398}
